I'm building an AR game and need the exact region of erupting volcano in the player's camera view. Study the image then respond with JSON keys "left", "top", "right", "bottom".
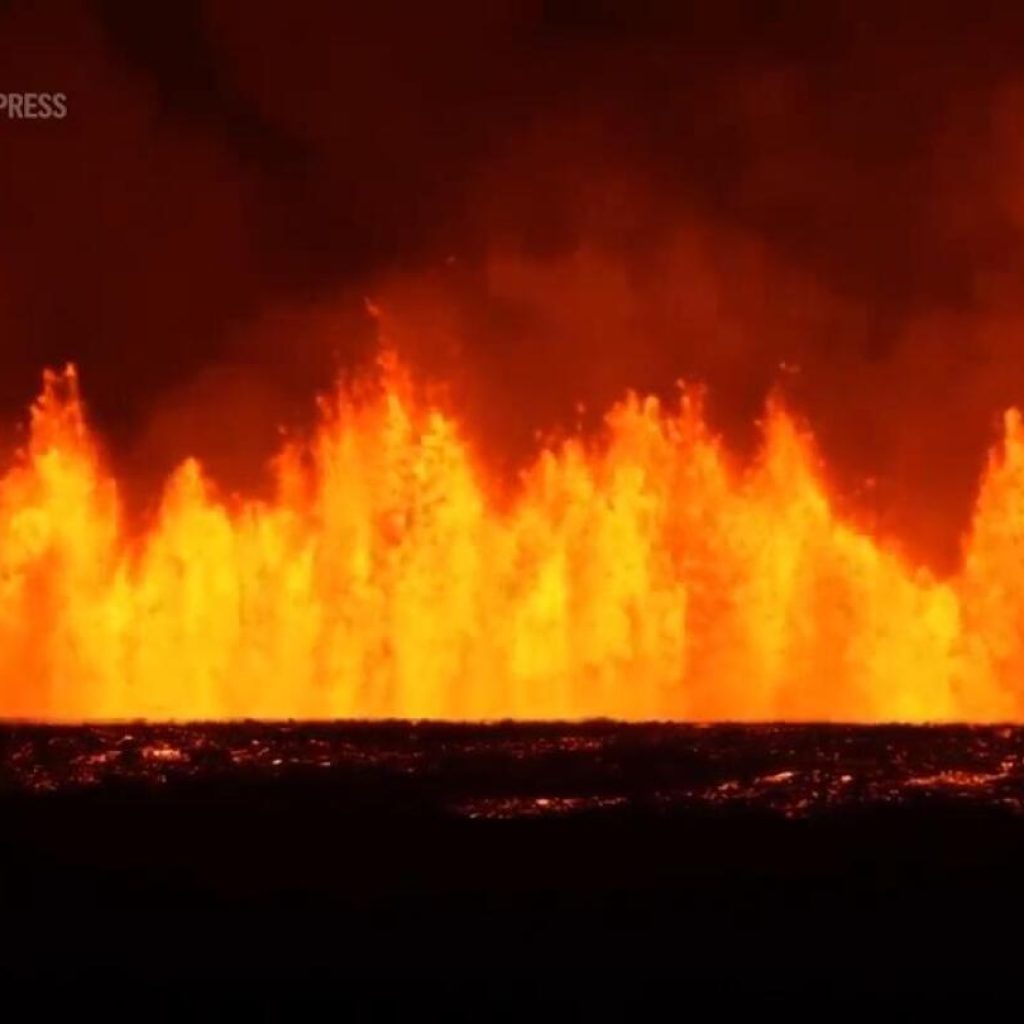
{"left": 4, "top": 341, "right": 1024, "bottom": 724}
{"left": 17, "top": 3, "right": 1024, "bottom": 996}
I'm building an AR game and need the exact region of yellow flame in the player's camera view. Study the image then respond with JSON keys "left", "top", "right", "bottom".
{"left": 1, "top": 356, "right": 1022, "bottom": 722}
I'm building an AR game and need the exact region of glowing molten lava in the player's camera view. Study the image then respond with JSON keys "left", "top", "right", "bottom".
{"left": 4, "top": 353, "right": 1024, "bottom": 722}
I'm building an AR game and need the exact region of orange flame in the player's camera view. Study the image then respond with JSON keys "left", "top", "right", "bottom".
{"left": 2, "top": 355, "right": 1024, "bottom": 722}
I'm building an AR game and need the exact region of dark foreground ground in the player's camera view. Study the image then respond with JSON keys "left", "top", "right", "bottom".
{"left": 4, "top": 721, "right": 1024, "bottom": 995}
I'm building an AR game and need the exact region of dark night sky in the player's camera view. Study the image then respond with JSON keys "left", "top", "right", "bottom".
{"left": 5, "top": 0, "right": 1024, "bottom": 564}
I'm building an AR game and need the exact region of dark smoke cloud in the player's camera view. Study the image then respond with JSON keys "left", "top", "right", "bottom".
{"left": 6, "top": 1, "right": 1024, "bottom": 562}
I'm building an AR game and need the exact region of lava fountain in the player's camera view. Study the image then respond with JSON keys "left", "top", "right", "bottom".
{"left": 3, "top": 348, "right": 1024, "bottom": 723}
